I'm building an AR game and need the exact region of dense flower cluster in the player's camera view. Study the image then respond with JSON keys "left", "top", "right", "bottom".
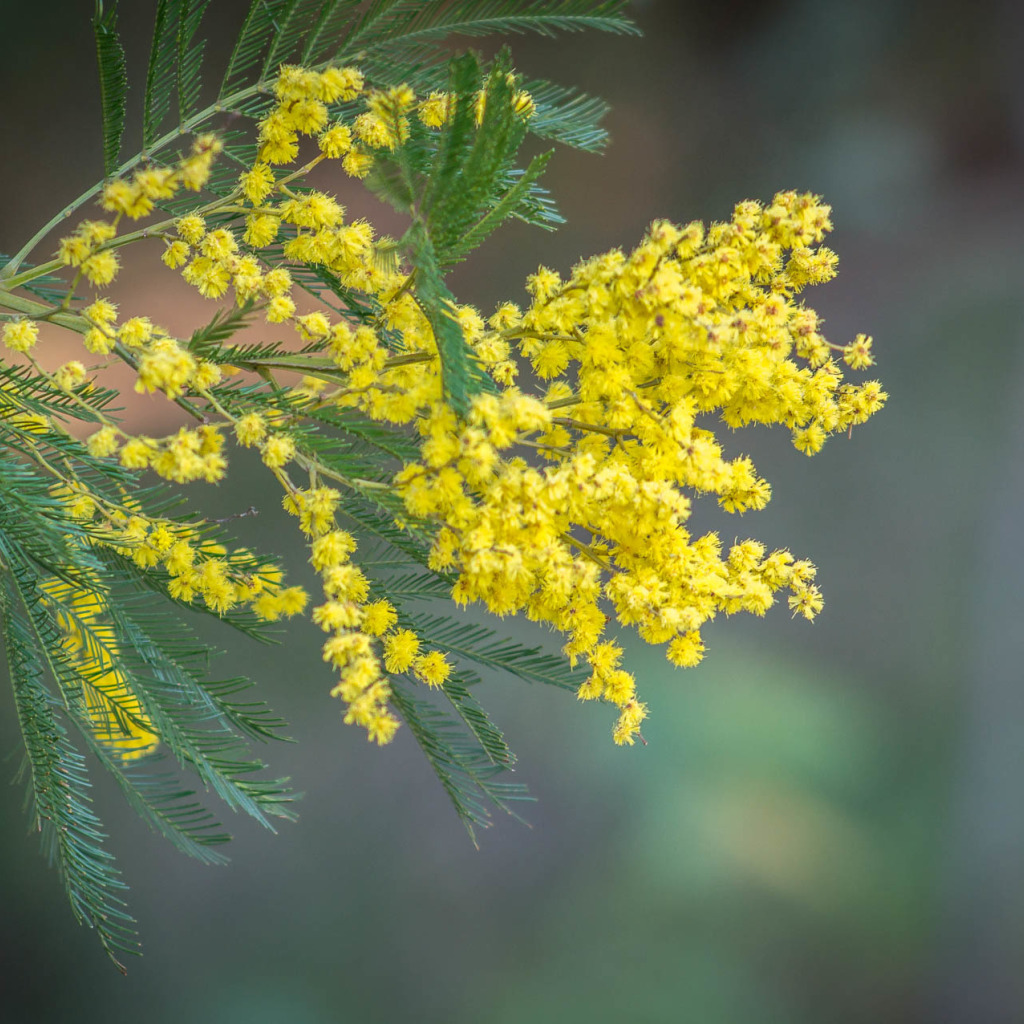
{"left": 1, "top": 61, "right": 885, "bottom": 753}
{"left": 392, "top": 198, "right": 885, "bottom": 743}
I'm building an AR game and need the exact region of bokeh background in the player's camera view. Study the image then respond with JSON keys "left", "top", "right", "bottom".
{"left": 3, "top": 0, "right": 1024, "bottom": 1020}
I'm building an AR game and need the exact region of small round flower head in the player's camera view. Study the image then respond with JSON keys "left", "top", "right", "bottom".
{"left": 83, "top": 327, "right": 115, "bottom": 354}
{"left": 239, "top": 163, "right": 275, "bottom": 205}
{"left": 54, "top": 361, "right": 87, "bottom": 391}
{"left": 84, "top": 298, "right": 118, "bottom": 326}
{"left": 82, "top": 251, "right": 120, "bottom": 285}
{"left": 177, "top": 214, "right": 206, "bottom": 245}
{"left": 342, "top": 148, "right": 373, "bottom": 178}
{"left": 843, "top": 333, "right": 875, "bottom": 370}
{"left": 118, "top": 317, "right": 154, "bottom": 348}
{"left": 319, "top": 123, "right": 353, "bottom": 158}
{"left": 244, "top": 214, "right": 280, "bottom": 248}
{"left": 101, "top": 179, "right": 144, "bottom": 216}
{"left": 383, "top": 629, "right": 419, "bottom": 673}
{"left": 135, "top": 166, "right": 177, "bottom": 201}
{"left": 666, "top": 631, "right": 705, "bottom": 668}
{"left": 179, "top": 134, "right": 222, "bottom": 190}
{"left": 261, "top": 433, "right": 296, "bottom": 468}
{"left": 412, "top": 651, "right": 450, "bottom": 688}
{"left": 418, "top": 92, "right": 450, "bottom": 127}
{"left": 234, "top": 413, "right": 267, "bottom": 447}
{"left": 361, "top": 600, "right": 397, "bottom": 637}
{"left": 353, "top": 112, "right": 395, "bottom": 150}
{"left": 162, "top": 240, "right": 190, "bottom": 268}
{"left": 310, "top": 530, "right": 357, "bottom": 571}
{"left": 86, "top": 425, "right": 120, "bottom": 458}
{"left": 266, "top": 295, "right": 297, "bottom": 323}
{"left": 119, "top": 438, "right": 155, "bottom": 469}
{"left": 317, "top": 65, "right": 364, "bottom": 103}
{"left": 788, "top": 585, "right": 824, "bottom": 620}
{"left": 3, "top": 319, "right": 39, "bottom": 353}
{"left": 297, "top": 312, "right": 331, "bottom": 340}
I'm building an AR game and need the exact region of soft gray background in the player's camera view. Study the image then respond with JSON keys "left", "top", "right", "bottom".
{"left": 2, "top": 0, "right": 1024, "bottom": 1020}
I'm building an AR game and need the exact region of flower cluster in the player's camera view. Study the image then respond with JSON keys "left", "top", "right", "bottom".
{"left": 285, "top": 485, "right": 451, "bottom": 744}
{"left": 2, "top": 60, "right": 885, "bottom": 753}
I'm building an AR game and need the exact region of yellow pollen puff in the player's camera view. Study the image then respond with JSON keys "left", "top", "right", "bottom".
{"left": 316, "top": 65, "right": 364, "bottom": 103}
{"left": 119, "top": 437, "right": 155, "bottom": 469}
{"left": 613, "top": 700, "right": 648, "bottom": 746}
{"left": 101, "top": 178, "right": 150, "bottom": 218}
{"left": 135, "top": 166, "right": 177, "bottom": 200}
{"left": 382, "top": 628, "right": 419, "bottom": 673}
{"left": 244, "top": 213, "right": 279, "bottom": 248}
{"left": 84, "top": 298, "right": 118, "bottom": 325}
{"left": 296, "top": 311, "right": 331, "bottom": 339}
{"left": 667, "top": 631, "right": 705, "bottom": 667}
{"left": 361, "top": 600, "right": 398, "bottom": 636}
{"left": 234, "top": 413, "right": 267, "bottom": 446}
{"left": 319, "top": 123, "right": 353, "bottom": 158}
{"left": 310, "top": 530, "right": 357, "bottom": 571}
{"left": 86, "top": 425, "right": 120, "bottom": 458}
{"left": 239, "top": 163, "right": 274, "bottom": 205}
{"left": 261, "top": 433, "right": 296, "bottom": 468}
{"left": 412, "top": 651, "right": 451, "bottom": 688}
{"left": 177, "top": 214, "right": 206, "bottom": 245}
{"left": 312, "top": 601, "right": 363, "bottom": 632}
{"left": 118, "top": 317, "right": 154, "bottom": 348}
{"left": 843, "top": 333, "right": 875, "bottom": 370}
{"left": 342, "top": 148, "right": 373, "bottom": 178}
{"left": 54, "top": 361, "right": 87, "bottom": 391}
{"left": 418, "top": 92, "right": 450, "bottom": 127}
{"left": 162, "top": 240, "right": 190, "bottom": 268}
{"left": 3, "top": 319, "right": 39, "bottom": 352}
{"left": 788, "top": 585, "right": 824, "bottom": 620}
{"left": 82, "top": 251, "right": 120, "bottom": 285}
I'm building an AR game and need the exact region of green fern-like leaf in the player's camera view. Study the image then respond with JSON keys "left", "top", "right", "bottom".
{"left": 2, "top": 577, "right": 138, "bottom": 971}
{"left": 302, "top": 0, "right": 364, "bottom": 63}
{"left": 263, "top": 0, "right": 329, "bottom": 76}
{"left": 144, "top": 0, "right": 180, "bottom": 147}
{"left": 351, "top": 0, "right": 637, "bottom": 52}
{"left": 442, "top": 668, "right": 517, "bottom": 768}
{"left": 177, "top": 0, "right": 212, "bottom": 122}
{"left": 404, "top": 221, "right": 481, "bottom": 417}
{"left": 444, "top": 150, "right": 554, "bottom": 264}
{"left": 187, "top": 299, "right": 258, "bottom": 358}
{"left": 409, "top": 612, "right": 587, "bottom": 691}
{"left": 221, "top": 0, "right": 291, "bottom": 98}
{"left": 93, "top": 0, "right": 128, "bottom": 175}
{"left": 525, "top": 78, "right": 613, "bottom": 151}
{"left": 389, "top": 681, "right": 531, "bottom": 841}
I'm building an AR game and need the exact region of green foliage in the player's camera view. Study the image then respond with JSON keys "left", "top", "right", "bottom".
{"left": 143, "top": 0, "right": 211, "bottom": 146}
{"left": 301, "top": 1, "right": 364, "bottom": 64}
{"left": 177, "top": 0, "right": 213, "bottom": 122}
{"left": 92, "top": 1, "right": 128, "bottom": 175}
{"left": 263, "top": 0, "right": 331, "bottom": 76}
{"left": 389, "top": 682, "right": 530, "bottom": 842}
{"left": 349, "top": 0, "right": 637, "bottom": 50}
{"left": 221, "top": 0, "right": 291, "bottom": 98}
{"left": 3, "top": 596, "right": 137, "bottom": 971}
{"left": 3, "top": 0, "right": 641, "bottom": 966}
{"left": 0, "top": 435, "right": 297, "bottom": 967}
{"left": 406, "top": 222, "right": 481, "bottom": 416}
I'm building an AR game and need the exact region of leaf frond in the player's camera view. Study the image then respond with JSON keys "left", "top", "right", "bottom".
{"left": 93, "top": 0, "right": 128, "bottom": 175}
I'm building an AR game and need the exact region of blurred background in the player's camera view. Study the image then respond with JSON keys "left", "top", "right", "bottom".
{"left": 3, "top": 0, "right": 1024, "bottom": 1020}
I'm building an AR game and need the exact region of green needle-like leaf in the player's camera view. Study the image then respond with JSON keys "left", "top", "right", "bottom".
{"left": 93, "top": 0, "right": 128, "bottom": 175}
